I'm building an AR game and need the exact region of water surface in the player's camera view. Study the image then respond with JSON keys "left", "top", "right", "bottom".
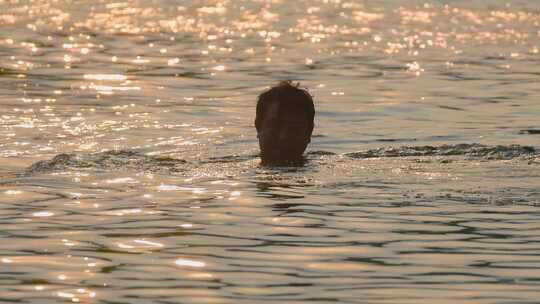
{"left": 1, "top": 0, "right": 540, "bottom": 303}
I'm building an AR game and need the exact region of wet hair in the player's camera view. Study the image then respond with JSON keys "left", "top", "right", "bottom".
{"left": 255, "top": 81, "right": 315, "bottom": 132}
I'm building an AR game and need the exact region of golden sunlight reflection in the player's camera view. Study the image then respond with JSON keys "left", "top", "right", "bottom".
{"left": 117, "top": 239, "right": 164, "bottom": 251}
{"left": 167, "top": 57, "right": 180, "bottom": 65}
{"left": 61, "top": 239, "right": 77, "bottom": 247}
{"left": 175, "top": 258, "right": 206, "bottom": 268}
{"left": 117, "top": 243, "right": 135, "bottom": 249}
{"left": 83, "top": 74, "right": 127, "bottom": 81}
{"left": 133, "top": 239, "right": 164, "bottom": 248}
{"left": 56, "top": 288, "right": 96, "bottom": 302}
{"left": 406, "top": 61, "right": 424, "bottom": 76}
{"left": 105, "top": 208, "right": 142, "bottom": 216}
{"left": 212, "top": 65, "right": 226, "bottom": 71}
{"left": 4, "top": 190, "right": 22, "bottom": 195}
{"left": 104, "top": 177, "right": 138, "bottom": 184}
{"left": 157, "top": 185, "right": 206, "bottom": 193}
{"left": 32, "top": 211, "right": 54, "bottom": 217}
{"left": 87, "top": 84, "right": 141, "bottom": 93}
{"left": 132, "top": 56, "right": 150, "bottom": 64}
{"left": 186, "top": 272, "right": 214, "bottom": 279}
{"left": 2, "top": 1, "right": 540, "bottom": 303}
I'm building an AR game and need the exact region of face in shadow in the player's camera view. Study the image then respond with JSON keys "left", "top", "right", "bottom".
{"left": 255, "top": 82, "right": 314, "bottom": 166}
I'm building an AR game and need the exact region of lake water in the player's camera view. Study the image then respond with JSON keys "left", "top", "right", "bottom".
{"left": 1, "top": 0, "right": 540, "bottom": 303}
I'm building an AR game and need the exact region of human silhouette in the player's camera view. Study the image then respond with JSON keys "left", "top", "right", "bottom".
{"left": 255, "top": 81, "right": 315, "bottom": 166}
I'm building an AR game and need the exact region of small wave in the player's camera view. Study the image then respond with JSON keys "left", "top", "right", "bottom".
{"left": 27, "top": 150, "right": 188, "bottom": 174}
{"left": 27, "top": 144, "right": 539, "bottom": 175}
{"left": 307, "top": 150, "right": 336, "bottom": 156}
{"left": 520, "top": 129, "right": 540, "bottom": 135}
{"left": 344, "top": 143, "right": 538, "bottom": 160}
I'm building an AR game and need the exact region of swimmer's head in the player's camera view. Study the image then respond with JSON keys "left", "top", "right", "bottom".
{"left": 255, "top": 81, "right": 315, "bottom": 166}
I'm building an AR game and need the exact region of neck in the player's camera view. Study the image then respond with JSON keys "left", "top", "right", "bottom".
{"left": 260, "top": 156, "right": 306, "bottom": 167}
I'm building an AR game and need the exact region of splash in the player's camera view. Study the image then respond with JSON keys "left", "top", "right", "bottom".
{"left": 27, "top": 150, "right": 188, "bottom": 174}
{"left": 27, "top": 144, "right": 539, "bottom": 176}
{"left": 345, "top": 143, "right": 537, "bottom": 160}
